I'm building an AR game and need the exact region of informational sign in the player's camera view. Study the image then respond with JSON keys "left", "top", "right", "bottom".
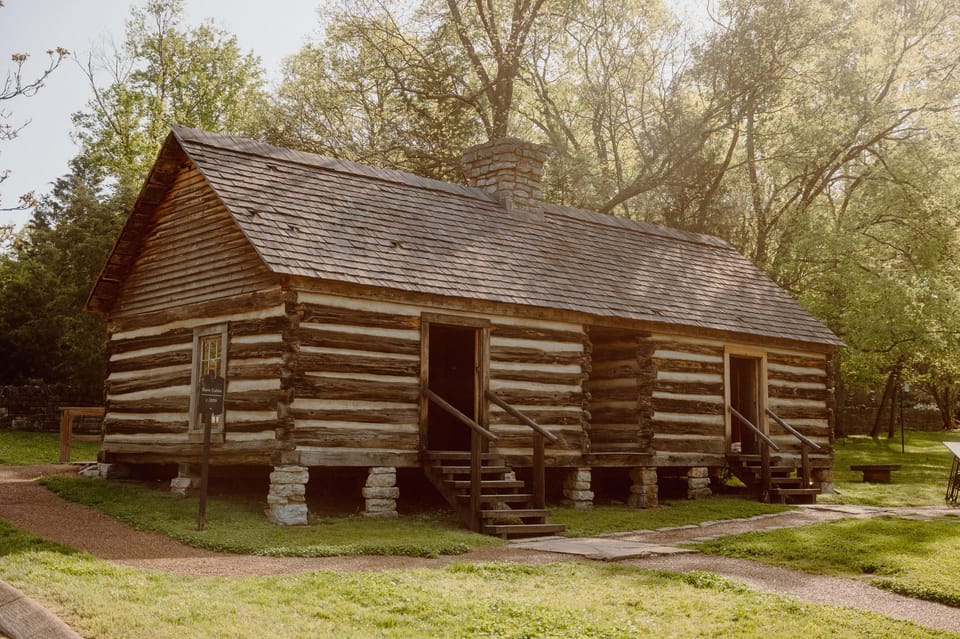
{"left": 199, "top": 372, "right": 225, "bottom": 418}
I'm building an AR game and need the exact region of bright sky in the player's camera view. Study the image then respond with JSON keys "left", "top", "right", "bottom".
{"left": 0, "top": 0, "right": 323, "bottom": 229}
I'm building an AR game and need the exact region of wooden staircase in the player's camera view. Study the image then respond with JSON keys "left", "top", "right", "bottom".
{"left": 727, "top": 453, "right": 820, "bottom": 504}
{"left": 423, "top": 451, "right": 566, "bottom": 539}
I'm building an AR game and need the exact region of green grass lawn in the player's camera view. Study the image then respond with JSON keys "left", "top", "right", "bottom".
{"left": 0, "top": 520, "right": 950, "bottom": 639}
{"left": 694, "top": 515, "right": 960, "bottom": 608}
{"left": 822, "top": 430, "right": 960, "bottom": 506}
{"left": 553, "top": 497, "right": 793, "bottom": 537}
{"left": 0, "top": 430, "right": 100, "bottom": 465}
{"left": 42, "top": 475, "right": 500, "bottom": 557}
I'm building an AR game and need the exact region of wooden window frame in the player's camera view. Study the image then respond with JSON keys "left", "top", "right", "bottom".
{"left": 188, "top": 323, "right": 228, "bottom": 442}
{"left": 419, "top": 313, "right": 491, "bottom": 451}
{"left": 723, "top": 346, "right": 768, "bottom": 452}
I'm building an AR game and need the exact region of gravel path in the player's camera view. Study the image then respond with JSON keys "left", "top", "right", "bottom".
{"left": 2, "top": 464, "right": 960, "bottom": 635}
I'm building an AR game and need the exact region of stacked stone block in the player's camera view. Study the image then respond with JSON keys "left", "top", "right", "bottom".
{"left": 461, "top": 137, "right": 549, "bottom": 217}
{"left": 687, "top": 466, "right": 712, "bottom": 499}
{"left": 627, "top": 467, "right": 658, "bottom": 508}
{"left": 267, "top": 465, "right": 309, "bottom": 525}
{"left": 363, "top": 467, "right": 399, "bottom": 518}
{"left": 562, "top": 467, "right": 593, "bottom": 509}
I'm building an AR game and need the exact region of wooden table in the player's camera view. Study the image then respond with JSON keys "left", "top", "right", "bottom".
{"left": 850, "top": 464, "right": 901, "bottom": 483}
{"left": 59, "top": 406, "right": 105, "bottom": 463}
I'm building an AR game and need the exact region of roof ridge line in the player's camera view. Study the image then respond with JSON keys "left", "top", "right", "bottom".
{"left": 172, "top": 125, "right": 498, "bottom": 207}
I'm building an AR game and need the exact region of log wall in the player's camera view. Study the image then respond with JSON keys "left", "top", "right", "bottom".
{"left": 583, "top": 328, "right": 655, "bottom": 453}
{"left": 767, "top": 348, "right": 833, "bottom": 457}
{"left": 101, "top": 164, "right": 284, "bottom": 464}
{"left": 649, "top": 336, "right": 727, "bottom": 464}
{"left": 289, "top": 290, "right": 588, "bottom": 467}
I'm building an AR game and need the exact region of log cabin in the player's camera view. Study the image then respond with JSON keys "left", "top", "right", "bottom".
{"left": 87, "top": 126, "right": 842, "bottom": 535}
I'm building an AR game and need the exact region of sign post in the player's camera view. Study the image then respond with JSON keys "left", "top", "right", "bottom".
{"left": 197, "top": 371, "right": 224, "bottom": 531}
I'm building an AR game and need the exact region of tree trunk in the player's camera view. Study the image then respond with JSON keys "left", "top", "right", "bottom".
{"left": 870, "top": 368, "right": 896, "bottom": 439}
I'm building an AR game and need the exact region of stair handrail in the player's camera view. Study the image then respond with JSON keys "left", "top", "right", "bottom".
{"left": 765, "top": 408, "right": 821, "bottom": 450}
{"left": 728, "top": 404, "right": 777, "bottom": 502}
{"left": 728, "top": 405, "right": 780, "bottom": 451}
{"left": 423, "top": 385, "right": 497, "bottom": 532}
{"left": 485, "top": 389, "right": 553, "bottom": 509}
{"left": 766, "top": 408, "right": 819, "bottom": 489}
{"left": 423, "top": 386, "right": 498, "bottom": 441}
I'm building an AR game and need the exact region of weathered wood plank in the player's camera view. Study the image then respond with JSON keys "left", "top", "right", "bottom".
{"left": 491, "top": 324, "right": 584, "bottom": 343}
{"left": 296, "top": 377, "right": 420, "bottom": 403}
{"left": 110, "top": 328, "right": 192, "bottom": 355}
{"left": 652, "top": 397, "right": 724, "bottom": 415}
{"left": 767, "top": 353, "right": 827, "bottom": 369}
{"left": 106, "top": 372, "right": 192, "bottom": 396}
{"left": 654, "top": 380, "right": 725, "bottom": 396}
{"left": 489, "top": 409, "right": 585, "bottom": 426}
{"left": 493, "top": 389, "right": 584, "bottom": 407}
{"left": 298, "top": 352, "right": 419, "bottom": 377}
{"left": 292, "top": 428, "right": 419, "bottom": 449}
{"left": 652, "top": 341, "right": 724, "bottom": 357}
{"left": 768, "top": 385, "right": 829, "bottom": 401}
{"left": 289, "top": 408, "right": 419, "bottom": 423}
{"left": 490, "top": 346, "right": 584, "bottom": 366}
{"left": 767, "top": 369, "right": 829, "bottom": 384}
{"left": 651, "top": 419, "right": 725, "bottom": 437}
{"left": 108, "top": 396, "right": 189, "bottom": 412}
{"left": 653, "top": 358, "right": 724, "bottom": 374}
{"left": 652, "top": 435, "right": 725, "bottom": 454}
{"left": 300, "top": 303, "right": 419, "bottom": 330}
{"left": 490, "top": 369, "right": 584, "bottom": 386}
{"left": 299, "top": 328, "right": 419, "bottom": 356}
{"left": 110, "top": 351, "right": 193, "bottom": 373}
{"left": 224, "top": 391, "right": 285, "bottom": 411}
{"left": 103, "top": 419, "right": 188, "bottom": 435}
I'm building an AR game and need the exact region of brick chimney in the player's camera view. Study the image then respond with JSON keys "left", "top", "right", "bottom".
{"left": 461, "top": 137, "right": 549, "bottom": 220}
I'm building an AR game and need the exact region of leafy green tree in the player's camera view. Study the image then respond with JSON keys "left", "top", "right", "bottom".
{"left": 73, "top": 0, "right": 266, "bottom": 203}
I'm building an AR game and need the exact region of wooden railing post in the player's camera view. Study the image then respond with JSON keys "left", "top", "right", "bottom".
{"left": 470, "top": 430, "right": 482, "bottom": 532}
{"left": 760, "top": 440, "right": 771, "bottom": 503}
{"left": 532, "top": 431, "right": 545, "bottom": 509}
{"left": 801, "top": 444, "right": 811, "bottom": 488}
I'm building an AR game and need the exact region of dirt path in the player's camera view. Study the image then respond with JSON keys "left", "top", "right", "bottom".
{"left": 3, "top": 465, "right": 960, "bottom": 635}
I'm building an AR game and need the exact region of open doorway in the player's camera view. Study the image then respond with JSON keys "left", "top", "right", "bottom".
{"left": 425, "top": 323, "right": 479, "bottom": 451}
{"left": 729, "top": 355, "right": 763, "bottom": 455}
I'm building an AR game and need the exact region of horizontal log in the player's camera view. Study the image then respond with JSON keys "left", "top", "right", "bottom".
{"left": 490, "top": 346, "right": 584, "bottom": 366}
{"left": 296, "top": 377, "right": 420, "bottom": 403}
{"left": 767, "top": 369, "right": 829, "bottom": 384}
{"left": 493, "top": 389, "right": 584, "bottom": 407}
{"left": 652, "top": 435, "right": 725, "bottom": 455}
{"left": 652, "top": 397, "right": 723, "bottom": 415}
{"left": 107, "top": 372, "right": 192, "bottom": 396}
{"left": 767, "top": 353, "right": 826, "bottom": 369}
{"left": 230, "top": 342, "right": 284, "bottom": 360}
{"left": 300, "top": 303, "right": 418, "bottom": 330}
{"left": 227, "top": 364, "right": 284, "bottom": 380}
{"left": 297, "top": 448, "right": 420, "bottom": 468}
{"left": 290, "top": 408, "right": 419, "bottom": 423}
{"left": 651, "top": 419, "right": 725, "bottom": 437}
{"left": 491, "top": 324, "right": 584, "bottom": 344}
{"left": 298, "top": 352, "right": 419, "bottom": 377}
{"left": 588, "top": 425, "right": 645, "bottom": 445}
{"left": 110, "top": 328, "right": 192, "bottom": 355}
{"left": 231, "top": 316, "right": 291, "bottom": 337}
{"left": 292, "top": 428, "right": 419, "bottom": 449}
{"left": 225, "top": 391, "right": 286, "bottom": 411}
{"left": 652, "top": 358, "right": 724, "bottom": 374}
{"left": 653, "top": 341, "right": 724, "bottom": 357}
{"left": 586, "top": 385, "right": 639, "bottom": 402}
{"left": 299, "top": 328, "right": 419, "bottom": 356}
{"left": 110, "top": 351, "right": 192, "bottom": 374}
{"left": 108, "top": 397, "right": 189, "bottom": 412}
{"left": 654, "top": 380, "right": 724, "bottom": 396}
{"left": 490, "top": 430, "right": 583, "bottom": 450}
{"left": 101, "top": 439, "right": 276, "bottom": 465}
{"left": 489, "top": 409, "right": 585, "bottom": 426}
{"left": 590, "top": 408, "right": 640, "bottom": 425}
{"left": 490, "top": 369, "right": 584, "bottom": 386}
{"left": 104, "top": 419, "right": 187, "bottom": 435}
{"left": 110, "top": 287, "right": 284, "bottom": 332}
{"left": 226, "top": 421, "right": 281, "bottom": 434}
{"left": 768, "top": 385, "right": 829, "bottom": 401}
{"left": 767, "top": 405, "right": 830, "bottom": 421}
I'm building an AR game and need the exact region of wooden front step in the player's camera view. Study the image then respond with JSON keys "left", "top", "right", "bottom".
{"left": 482, "top": 523, "right": 566, "bottom": 537}
{"left": 423, "top": 449, "right": 565, "bottom": 539}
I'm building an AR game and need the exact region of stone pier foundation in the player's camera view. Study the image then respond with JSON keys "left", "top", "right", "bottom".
{"left": 687, "top": 466, "right": 712, "bottom": 499}
{"left": 562, "top": 467, "right": 594, "bottom": 509}
{"left": 169, "top": 463, "right": 199, "bottom": 496}
{"left": 363, "top": 467, "right": 399, "bottom": 518}
{"left": 627, "top": 467, "right": 658, "bottom": 508}
{"left": 267, "top": 465, "right": 309, "bottom": 525}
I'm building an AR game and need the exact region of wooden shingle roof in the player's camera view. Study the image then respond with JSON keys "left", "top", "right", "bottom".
{"left": 90, "top": 125, "right": 842, "bottom": 347}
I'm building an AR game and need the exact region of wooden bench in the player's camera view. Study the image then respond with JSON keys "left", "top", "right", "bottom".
{"left": 850, "top": 464, "right": 901, "bottom": 484}
{"left": 58, "top": 406, "right": 105, "bottom": 463}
